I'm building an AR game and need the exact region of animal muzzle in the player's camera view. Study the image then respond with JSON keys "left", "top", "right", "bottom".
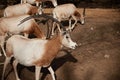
{"left": 70, "top": 42, "right": 78, "bottom": 49}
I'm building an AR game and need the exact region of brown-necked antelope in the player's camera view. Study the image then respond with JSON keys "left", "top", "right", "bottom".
{"left": 2, "top": 29, "right": 77, "bottom": 80}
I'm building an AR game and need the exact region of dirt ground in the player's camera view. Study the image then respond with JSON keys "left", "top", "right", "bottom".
{"left": 0, "top": 8, "right": 120, "bottom": 80}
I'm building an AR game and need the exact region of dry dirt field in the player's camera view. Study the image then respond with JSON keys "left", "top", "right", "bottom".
{"left": 0, "top": 8, "right": 120, "bottom": 80}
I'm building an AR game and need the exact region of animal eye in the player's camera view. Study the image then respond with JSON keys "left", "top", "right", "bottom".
{"left": 66, "top": 36, "right": 69, "bottom": 38}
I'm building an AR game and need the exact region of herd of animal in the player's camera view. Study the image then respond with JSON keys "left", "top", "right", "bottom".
{"left": 0, "top": 0, "right": 85, "bottom": 80}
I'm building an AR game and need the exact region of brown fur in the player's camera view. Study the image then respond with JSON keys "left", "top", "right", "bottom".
{"left": 33, "top": 34, "right": 62, "bottom": 66}
{"left": 22, "top": 20, "right": 45, "bottom": 38}
{"left": 73, "top": 10, "right": 81, "bottom": 18}
{"left": 28, "top": 6, "right": 38, "bottom": 15}
{"left": 32, "top": 22, "right": 45, "bottom": 38}
{"left": 6, "top": 42, "right": 13, "bottom": 57}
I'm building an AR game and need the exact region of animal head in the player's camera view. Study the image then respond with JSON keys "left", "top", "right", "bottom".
{"left": 74, "top": 10, "right": 85, "bottom": 25}
{"left": 61, "top": 31, "right": 77, "bottom": 49}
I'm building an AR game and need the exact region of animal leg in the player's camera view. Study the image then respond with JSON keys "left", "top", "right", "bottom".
{"left": 1, "top": 45, "right": 6, "bottom": 57}
{"left": 71, "top": 16, "right": 77, "bottom": 30}
{"left": 57, "top": 24, "right": 61, "bottom": 33}
{"left": 48, "top": 66, "right": 56, "bottom": 80}
{"left": 66, "top": 18, "right": 72, "bottom": 31}
{"left": 13, "top": 60, "right": 20, "bottom": 80}
{"left": 52, "top": 23, "right": 61, "bottom": 35}
{"left": 24, "top": 0, "right": 27, "bottom": 3}
{"left": 2, "top": 57, "right": 11, "bottom": 80}
{"left": 21, "top": 0, "right": 26, "bottom": 4}
{"left": 36, "top": 2, "right": 40, "bottom": 7}
{"left": 20, "top": 0, "right": 23, "bottom": 4}
{"left": 0, "top": 36, "right": 5, "bottom": 56}
{"left": 35, "top": 66, "right": 41, "bottom": 80}
{"left": 38, "top": 5, "right": 43, "bottom": 15}
{"left": 52, "top": 22, "right": 56, "bottom": 36}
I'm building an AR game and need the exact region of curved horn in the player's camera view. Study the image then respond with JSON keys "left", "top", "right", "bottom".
{"left": 83, "top": 7, "right": 86, "bottom": 17}
{"left": 18, "top": 14, "right": 66, "bottom": 31}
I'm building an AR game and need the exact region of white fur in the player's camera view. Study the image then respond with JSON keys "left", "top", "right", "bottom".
{"left": 10, "top": 36, "right": 47, "bottom": 66}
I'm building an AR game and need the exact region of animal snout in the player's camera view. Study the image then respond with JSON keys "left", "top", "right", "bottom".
{"left": 71, "top": 42, "right": 78, "bottom": 49}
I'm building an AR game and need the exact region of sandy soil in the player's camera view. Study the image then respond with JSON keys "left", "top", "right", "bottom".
{"left": 0, "top": 8, "right": 120, "bottom": 80}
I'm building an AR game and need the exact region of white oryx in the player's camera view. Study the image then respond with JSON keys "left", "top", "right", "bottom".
{"left": 0, "top": 14, "right": 45, "bottom": 56}
{"left": 4, "top": 3, "right": 42, "bottom": 17}
{"left": 2, "top": 30, "right": 77, "bottom": 80}
{"left": 52, "top": 3, "right": 85, "bottom": 35}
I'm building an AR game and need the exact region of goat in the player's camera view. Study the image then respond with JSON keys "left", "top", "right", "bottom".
{"left": 52, "top": 3, "right": 85, "bottom": 35}
{"left": 4, "top": 3, "right": 42, "bottom": 17}
{"left": 2, "top": 30, "right": 77, "bottom": 80}
{"left": 0, "top": 14, "right": 45, "bottom": 56}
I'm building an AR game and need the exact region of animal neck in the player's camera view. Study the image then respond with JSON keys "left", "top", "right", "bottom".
{"left": 45, "top": 34, "right": 62, "bottom": 55}
{"left": 33, "top": 23, "right": 46, "bottom": 39}
{"left": 33, "top": 34, "right": 62, "bottom": 66}
{"left": 30, "top": 6, "right": 38, "bottom": 14}
{"left": 74, "top": 10, "right": 80, "bottom": 18}
{"left": 49, "top": 34, "right": 62, "bottom": 50}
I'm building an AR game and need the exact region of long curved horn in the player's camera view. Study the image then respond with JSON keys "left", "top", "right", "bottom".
{"left": 83, "top": 7, "right": 86, "bottom": 17}
{"left": 18, "top": 14, "right": 65, "bottom": 30}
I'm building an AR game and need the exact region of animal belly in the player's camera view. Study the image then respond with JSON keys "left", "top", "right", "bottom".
{"left": 16, "top": 57, "right": 34, "bottom": 66}
{"left": 13, "top": 50, "right": 35, "bottom": 66}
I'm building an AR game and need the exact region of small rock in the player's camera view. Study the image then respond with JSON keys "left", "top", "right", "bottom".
{"left": 104, "top": 54, "right": 110, "bottom": 59}
{"left": 78, "top": 43, "right": 82, "bottom": 46}
{"left": 90, "top": 27, "right": 94, "bottom": 30}
{"left": 117, "top": 31, "right": 119, "bottom": 34}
